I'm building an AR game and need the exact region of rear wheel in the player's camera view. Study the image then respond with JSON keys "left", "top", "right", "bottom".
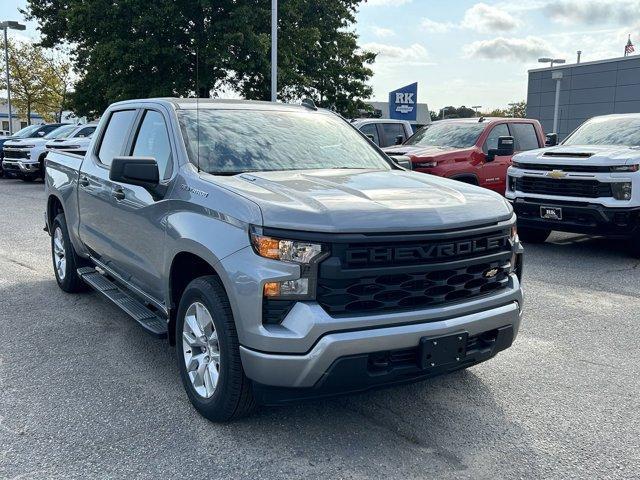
{"left": 51, "top": 213, "right": 88, "bottom": 293}
{"left": 176, "top": 276, "right": 256, "bottom": 422}
{"left": 518, "top": 226, "right": 551, "bottom": 244}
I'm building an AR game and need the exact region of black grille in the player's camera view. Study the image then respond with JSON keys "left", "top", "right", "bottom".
{"left": 513, "top": 162, "right": 609, "bottom": 173}
{"left": 2, "top": 149, "right": 29, "bottom": 159}
{"left": 515, "top": 177, "right": 611, "bottom": 198}
{"left": 316, "top": 227, "right": 513, "bottom": 316}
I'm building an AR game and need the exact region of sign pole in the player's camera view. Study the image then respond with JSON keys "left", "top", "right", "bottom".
{"left": 271, "top": 0, "right": 277, "bottom": 102}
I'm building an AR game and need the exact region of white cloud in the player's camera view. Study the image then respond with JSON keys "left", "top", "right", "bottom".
{"left": 464, "top": 36, "right": 555, "bottom": 62}
{"left": 364, "top": 0, "right": 412, "bottom": 6}
{"left": 372, "top": 26, "right": 395, "bottom": 38}
{"left": 544, "top": 0, "right": 640, "bottom": 26}
{"left": 420, "top": 17, "right": 454, "bottom": 34}
{"left": 361, "top": 42, "right": 432, "bottom": 65}
{"left": 461, "top": 3, "right": 521, "bottom": 33}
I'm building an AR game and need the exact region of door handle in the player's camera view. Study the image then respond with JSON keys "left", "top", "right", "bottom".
{"left": 79, "top": 176, "right": 90, "bottom": 187}
{"left": 112, "top": 188, "right": 126, "bottom": 201}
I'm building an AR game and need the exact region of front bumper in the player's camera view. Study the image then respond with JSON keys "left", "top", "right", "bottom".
{"left": 240, "top": 297, "right": 521, "bottom": 396}
{"left": 2, "top": 160, "right": 40, "bottom": 175}
{"left": 511, "top": 197, "right": 640, "bottom": 237}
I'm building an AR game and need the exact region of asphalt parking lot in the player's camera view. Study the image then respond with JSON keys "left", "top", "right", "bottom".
{"left": 0, "top": 178, "right": 638, "bottom": 479}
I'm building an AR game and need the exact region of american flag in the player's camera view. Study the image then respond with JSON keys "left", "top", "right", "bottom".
{"left": 625, "top": 35, "right": 635, "bottom": 56}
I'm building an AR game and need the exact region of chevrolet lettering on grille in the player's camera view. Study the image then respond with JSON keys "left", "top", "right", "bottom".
{"left": 345, "top": 234, "right": 510, "bottom": 265}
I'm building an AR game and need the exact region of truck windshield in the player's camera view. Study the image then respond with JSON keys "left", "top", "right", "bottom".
{"left": 563, "top": 116, "right": 640, "bottom": 146}
{"left": 405, "top": 122, "right": 485, "bottom": 148}
{"left": 12, "top": 125, "right": 40, "bottom": 138}
{"left": 44, "top": 124, "right": 76, "bottom": 140}
{"left": 177, "top": 109, "right": 391, "bottom": 174}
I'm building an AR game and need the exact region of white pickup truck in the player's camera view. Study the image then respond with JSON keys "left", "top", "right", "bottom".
{"left": 506, "top": 114, "right": 640, "bottom": 256}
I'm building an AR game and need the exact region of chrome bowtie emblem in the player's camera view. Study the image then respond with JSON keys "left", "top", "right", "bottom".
{"left": 483, "top": 268, "right": 499, "bottom": 278}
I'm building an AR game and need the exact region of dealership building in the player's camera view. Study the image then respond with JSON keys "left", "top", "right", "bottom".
{"left": 526, "top": 55, "right": 640, "bottom": 139}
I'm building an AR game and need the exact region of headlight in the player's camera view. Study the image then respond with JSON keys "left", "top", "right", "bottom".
{"left": 610, "top": 164, "right": 639, "bottom": 172}
{"left": 611, "top": 182, "right": 632, "bottom": 200}
{"left": 250, "top": 227, "right": 327, "bottom": 302}
{"left": 508, "top": 175, "right": 517, "bottom": 191}
{"left": 414, "top": 160, "right": 437, "bottom": 168}
{"left": 250, "top": 231, "right": 324, "bottom": 264}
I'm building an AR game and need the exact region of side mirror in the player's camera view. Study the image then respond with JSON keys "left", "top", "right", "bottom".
{"left": 487, "top": 136, "right": 515, "bottom": 161}
{"left": 391, "top": 155, "right": 412, "bottom": 170}
{"left": 545, "top": 133, "right": 558, "bottom": 146}
{"left": 110, "top": 156, "right": 160, "bottom": 190}
{"left": 394, "top": 135, "right": 404, "bottom": 145}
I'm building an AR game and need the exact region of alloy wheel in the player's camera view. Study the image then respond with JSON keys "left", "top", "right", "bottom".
{"left": 182, "top": 302, "right": 221, "bottom": 398}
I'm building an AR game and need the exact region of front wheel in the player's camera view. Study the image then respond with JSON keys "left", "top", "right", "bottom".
{"left": 518, "top": 226, "right": 551, "bottom": 244}
{"left": 176, "top": 276, "right": 256, "bottom": 422}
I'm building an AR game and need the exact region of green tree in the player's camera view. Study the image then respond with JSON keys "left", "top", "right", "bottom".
{"left": 481, "top": 101, "right": 527, "bottom": 118}
{"left": 24, "top": 0, "right": 375, "bottom": 118}
{"left": 0, "top": 40, "right": 70, "bottom": 123}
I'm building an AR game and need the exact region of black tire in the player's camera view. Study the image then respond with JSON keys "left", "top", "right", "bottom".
{"left": 176, "top": 276, "right": 256, "bottom": 422}
{"left": 21, "top": 175, "right": 36, "bottom": 182}
{"left": 518, "top": 226, "right": 551, "bottom": 244}
{"left": 51, "top": 213, "right": 89, "bottom": 293}
{"left": 628, "top": 233, "right": 640, "bottom": 258}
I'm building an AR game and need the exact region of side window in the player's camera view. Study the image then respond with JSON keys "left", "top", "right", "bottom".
{"left": 76, "top": 126, "right": 96, "bottom": 138}
{"left": 359, "top": 123, "right": 380, "bottom": 146}
{"left": 98, "top": 110, "right": 137, "bottom": 166}
{"left": 381, "top": 123, "right": 406, "bottom": 147}
{"left": 131, "top": 110, "right": 173, "bottom": 179}
{"left": 483, "top": 124, "right": 510, "bottom": 153}
{"left": 511, "top": 123, "right": 540, "bottom": 151}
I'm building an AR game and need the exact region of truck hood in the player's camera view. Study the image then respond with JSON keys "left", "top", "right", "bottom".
{"left": 4, "top": 138, "right": 48, "bottom": 148}
{"left": 383, "top": 144, "right": 464, "bottom": 158}
{"left": 513, "top": 144, "right": 640, "bottom": 165}
{"left": 209, "top": 169, "right": 512, "bottom": 233}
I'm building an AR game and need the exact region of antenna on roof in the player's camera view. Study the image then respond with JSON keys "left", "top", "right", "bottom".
{"left": 195, "top": 3, "right": 201, "bottom": 173}
{"left": 301, "top": 98, "right": 317, "bottom": 110}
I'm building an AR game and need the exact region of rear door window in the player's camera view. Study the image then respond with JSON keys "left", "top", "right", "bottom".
{"left": 511, "top": 123, "right": 540, "bottom": 151}
{"left": 359, "top": 123, "right": 380, "bottom": 146}
{"left": 483, "top": 124, "right": 510, "bottom": 153}
{"left": 97, "top": 110, "right": 137, "bottom": 166}
{"left": 76, "top": 126, "right": 96, "bottom": 138}
{"left": 381, "top": 123, "right": 406, "bottom": 147}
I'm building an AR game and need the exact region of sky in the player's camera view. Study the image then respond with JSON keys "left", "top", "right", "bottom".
{"left": 4, "top": 0, "right": 640, "bottom": 111}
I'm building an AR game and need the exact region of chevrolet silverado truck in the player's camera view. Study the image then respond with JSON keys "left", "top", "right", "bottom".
{"left": 45, "top": 98, "right": 524, "bottom": 421}
{"left": 507, "top": 113, "right": 640, "bottom": 256}
{"left": 384, "top": 118, "right": 545, "bottom": 195}
{"left": 0, "top": 123, "right": 67, "bottom": 177}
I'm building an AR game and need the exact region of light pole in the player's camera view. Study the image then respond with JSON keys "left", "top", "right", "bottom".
{"left": 1, "top": 20, "right": 26, "bottom": 135}
{"left": 270, "top": 0, "right": 277, "bottom": 102}
{"left": 538, "top": 57, "right": 566, "bottom": 134}
{"left": 538, "top": 57, "right": 566, "bottom": 68}
{"left": 471, "top": 105, "right": 482, "bottom": 117}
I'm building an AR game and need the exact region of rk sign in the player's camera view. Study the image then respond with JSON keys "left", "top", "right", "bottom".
{"left": 389, "top": 82, "right": 418, "bottom": 121}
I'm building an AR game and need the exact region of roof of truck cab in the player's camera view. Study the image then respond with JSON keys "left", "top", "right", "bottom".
{"left": 110, "top": 97, "right": 326, "bottom": 112}
{"left": 434, "top": 117, "right": 539, "bottom": 124}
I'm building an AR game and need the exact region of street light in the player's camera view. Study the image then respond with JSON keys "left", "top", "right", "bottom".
{"left": 537, "top": 57, "right": 566, "bottom": 135}
{"left": 1, "top": 20, "right": 26, "bottom": 135}
{"left": 471, "top": 105, "right": 482, "bottom": 117}
{"left": 538, "top": 57, "right": 566, "bottom": 68}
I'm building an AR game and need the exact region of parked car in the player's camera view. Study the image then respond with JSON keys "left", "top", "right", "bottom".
{"left": 351, "top": 118, "right": 414, "bottom": 148}
{"left": 0, "top": 123, "right": 68, "bottom": 178}
{"left": 383, "top": 117, "right": 545, "bottom": 195}
{"left": 507, "top": 113, "right": 640, "bottom": 255}
{"left": 45, "top": 124, "right": 97, "bottom": 158}
{"left": 45, "top": 98, "right": 524, "bottom": 421}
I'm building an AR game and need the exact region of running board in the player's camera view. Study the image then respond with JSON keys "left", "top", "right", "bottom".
{"left": 78, "top": 267, "right": 168, "bottom": 338}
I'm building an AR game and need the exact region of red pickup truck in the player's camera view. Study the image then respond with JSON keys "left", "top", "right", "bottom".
{"left": 384, "top": 117, "right": 545, "bottom": 194}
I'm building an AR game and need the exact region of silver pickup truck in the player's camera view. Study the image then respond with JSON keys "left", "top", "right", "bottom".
{"left": 45, "top": 98, "right": 524, "bottom": 421}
